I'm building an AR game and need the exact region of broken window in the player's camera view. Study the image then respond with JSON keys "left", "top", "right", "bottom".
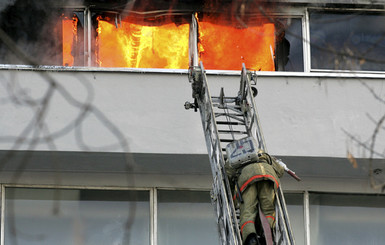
{"left": 275, "top": 18, "right": 304, "bottom": 72}
{"left": 61, "top": 11, "right": 85, "bottom": 67}
{"left": 0, "top": 1, "right": 84, "bottom": 66}
{"left": 0, "top": 0, "right": 304, "bottom": 72}
{"left": 195, "top": 13, "right": 276, "bottom": 71}
{"left": 191, "top": 14, "right": 303, "bottom": 71}
{"left": 93, "top": 12, "right": 190, "bottom": 69}
{"left": 310, "top": 10, "right": 385, "bottom": 72}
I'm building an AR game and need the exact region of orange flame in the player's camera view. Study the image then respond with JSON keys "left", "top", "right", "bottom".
{"left": 62, "top": 15, "right": 77, "bottom": 66}
{"left": 96, "top": 17, "right": 190, "bottom": 69}
{"left": 198, "top": 21, "right": 275, "bottom": 71}
{"left": 60, "top": 14, "right": 275, "bottom": 71}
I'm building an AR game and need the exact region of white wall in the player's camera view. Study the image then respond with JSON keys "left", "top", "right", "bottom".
{"left": 0, "top": 69, "right": 384, "bottom": 159}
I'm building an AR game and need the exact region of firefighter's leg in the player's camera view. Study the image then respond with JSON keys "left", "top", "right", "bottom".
{"left": 240, "top": 184, "right": 258, "bottom": 243}
{"left": 257, "top": 181, "right": 276, "bottom": 228}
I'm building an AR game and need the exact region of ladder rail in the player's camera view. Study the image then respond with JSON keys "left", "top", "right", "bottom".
{"left": 239, "top": 64, "right": 266, "bottom": 151}
{"left": 276, "top": 187, "right": 296, "bottom": 244}
{"left": 192, "top": 61, "right": 242, "bottom": 245}
{"left": 239, "top": 64, "right": 296, "bottom": 245}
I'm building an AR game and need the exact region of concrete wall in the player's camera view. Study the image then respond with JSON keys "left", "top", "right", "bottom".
{"left": 0, "top": 68, "right": 383, "bottom": 160}
{"left": 0, "top": 68, "right": 384, "bottom": 193}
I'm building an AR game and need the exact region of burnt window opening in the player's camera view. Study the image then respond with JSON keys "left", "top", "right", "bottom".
{"left": 90, "top": 13, "right": 302, "bottom": 71}
{"left": 193, "top": 14, "right": 303, "bottom": 71}
{"left": 0, "top": 1, "right": 304, "bottom": 72}
{"left": 91, "top": 12, "right": 191, "bottom": 69}
{"left": 0, "top": 2, "right": 61, "bottom": 66}
{"left": 0, "top": 2, "right": 84, "bottom": 67}
{"left": 61, "top": 11, "right": 85, "bottom": 67}
{"left": 195, "top": 13, "right": 276, "bottom": 71}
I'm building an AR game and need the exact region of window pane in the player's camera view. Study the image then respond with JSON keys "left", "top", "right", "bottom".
{"left": 197, "top": 14, "right": 275, "bottom": 71}
{"left": 0, "top": 2, "right": 84, "bottom": 66}
{"left": 93, "top": 13, "right": 190, "bottom": 69}
{"left": 275, "top": 18, "right": 304, "bottom": 72}
{"left": 157, "top": 190, "right": 220, "bottom": 245}
{"left": 309, "top": 193, "right": 385, "bottom": 245}
{"left": 61, "top": 11, "right": 85, "bottom": 67}
{"left": 310, "top": 11, "right": 385, "bottom": 71}
{"left": 5, "top": 188, "right": 150, "bottom": 245}
{"left": 284, "top": 193, "right": 304, "bottom": 245}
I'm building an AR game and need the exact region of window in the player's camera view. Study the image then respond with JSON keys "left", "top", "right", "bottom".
{"left": 61, "top": 11, "right": 85, "bottom": 67}
{"left": 284, "top": 193, "right": 305, "bottom": 245}
{"left": 0, "top": 1, "right": 190, "bottom": 69}
{"left": 0, "top": 4, "right": 83, "bottom": 66}
{"left": 157, "top": 190, "right": 220, "bottom": 245}
{"left": 193, "top": 15, "right": 303, "bottom": 71}
{"left": 310, "top": 10, "right": 385, "bottom": 72}
{"left": 309, "top": 193, "right": 385, "bottom": 245}
{"left": 93, "top": 12, "right": 190, "bottom": 69}
{"left": 196, "top": 14, "right": 276, "bottom": 71}
{"left": 275, "top": 18, "right": 304, "bottom": 72}
{"left": 4, "top": 188, "right": 150, "bottom": 245}
{"left": 0, "top": 0, "right": 304, "bottom": 72}
{"left": 3, "top": 187, "right": 220, "bottom": 245}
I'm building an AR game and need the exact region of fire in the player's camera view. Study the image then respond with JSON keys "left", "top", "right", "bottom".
{"left": 96, "top": 17, "right": 190, "bottom": 69}
{"left": 198, "top": 21, "right": 276, "bottom": 71}
{"left": 62, "top": 15, "right": 77, "bottom": 67}
{"left": 60, "top": 13, "right": 275, "bottom": 71}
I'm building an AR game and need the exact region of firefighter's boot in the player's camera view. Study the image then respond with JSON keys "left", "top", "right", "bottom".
{"left": 245, "top": 233, "right": 259, "bottom": 245}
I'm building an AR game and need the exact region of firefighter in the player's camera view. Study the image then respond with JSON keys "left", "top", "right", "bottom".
{"left": 226, "top": 149, "right": 285, "bottom": 245}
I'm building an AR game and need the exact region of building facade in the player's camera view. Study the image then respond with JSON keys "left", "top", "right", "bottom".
{"left": 0, "top": 0, "right": 384, "bottom": 244}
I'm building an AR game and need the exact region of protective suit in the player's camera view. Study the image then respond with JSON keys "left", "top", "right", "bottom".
{"left": 226, "top": 151, "right": 284, "bottom": 244}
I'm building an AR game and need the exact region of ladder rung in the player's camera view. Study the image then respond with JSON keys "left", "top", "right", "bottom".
{"left": 217, "top": 121, "right": 245, "bottom": 125}
{"left": 215, "top": 113, "right": 243, "bottom": 117}
{"left": 211, "top": 97, "right": 237, "bottom": 103}
{"left": 218, "top": 130, "right": 247, "bottom": 134}
{"left": 220, "top": 139, "right": 234, "bottom": 143}
{"left": 213, "top": 103, "right": 242, "bottom": 109}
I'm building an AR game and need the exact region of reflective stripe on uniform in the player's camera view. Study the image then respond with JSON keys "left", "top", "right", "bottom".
{"left": 240, "top": 174, "right": 279, "bottom": 192}
{"left": 240, "top": 220, "right": 255, "bottom": 234}
{"left": 265, "top": 215, "right": 275, "bottom": 221}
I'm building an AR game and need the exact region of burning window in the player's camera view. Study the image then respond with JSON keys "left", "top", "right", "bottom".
{"left": 61, "top": 12, "right": 84, "bottom": 67}
{"left": 196, "top": 14, "right": 276, "bottom": 71}
{"left": 0, "top": 1, "right": 303, "bottom": 72}
{"left": 0, "top": 2, "right": 67, "bottom": 66}
{"left": 94, "top": 14, "right": 190, "bottom": 69}
{"left": 93, "top": 13, "right": 278, "bottom": 71}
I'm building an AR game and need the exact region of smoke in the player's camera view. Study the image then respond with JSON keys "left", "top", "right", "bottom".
{"left": 0, "top": 0, "right": 17, "bottom": 12}
{"left": 0, "top": 0, "right": 279, "bottom": 66}
{"left": 0, "top": 0, "right": 85, "bottom": 66}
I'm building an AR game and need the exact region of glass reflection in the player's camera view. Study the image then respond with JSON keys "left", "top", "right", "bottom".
{"left": 157, "top": 190, "right": 220, "bottom": 245}
{"left": 309, "top": 193, "right": 385, "bottom": 245}
{"left": 5, "top": 188, "right": 150, "bottom": 245}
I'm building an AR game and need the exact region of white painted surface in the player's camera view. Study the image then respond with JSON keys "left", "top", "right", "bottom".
{"left": 0, "top": 69, "right": 384, "bottom": 159}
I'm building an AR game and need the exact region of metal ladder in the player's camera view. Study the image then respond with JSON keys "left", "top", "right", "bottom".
{"left": 185, "top": 62, "right": 296, "bottom": 245}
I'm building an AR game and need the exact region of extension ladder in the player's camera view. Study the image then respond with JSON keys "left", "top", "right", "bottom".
{"left": 185, "top": 62, "right": 296, "bottom": 245}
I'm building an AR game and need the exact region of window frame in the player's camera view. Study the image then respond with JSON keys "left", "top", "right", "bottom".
{"left": 306, "top": 191, "right": 385, "bottom": 244}
{"left": 0, "top": 4, "right": 307, "bottom": 74}
{"left": 0, "top": 184, "right": 154, "bottom": 245}
{"left": 0, "top": 185, "right": 217, "bottom": 245}
{"left": 2, "top": 4, "right": 385, "bottom": 76}
{"left": 307, "top": 7, "right": 385, "bottom": 74}
{"left": 2, "top": 185, "right": 385, "bottom": 245}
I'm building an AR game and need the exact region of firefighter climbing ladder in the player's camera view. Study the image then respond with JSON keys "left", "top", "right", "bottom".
{"left": 185, "top": 62, "right": 296, "bottom": 245}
